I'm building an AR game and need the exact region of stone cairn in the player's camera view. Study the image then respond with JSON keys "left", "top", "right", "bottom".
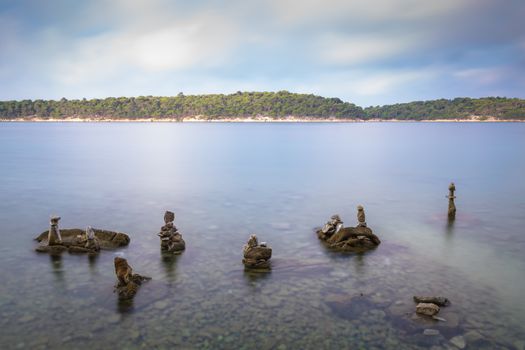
{"left": 35, "top": 216, "right": 130, "bottom": 255}
{"left": 158, "top": 211, "right": 185, "bottom": 254}
{"left": 114, "top": 257, "right": 151, "bottom": 300}
{"left": 48, "top": 216, "right": 63, "bottom": 245}
{"left": 317, "top": 214, "right": 344, "bottom": 241}
{"left": 414, "top": 295, "right": 450, "bottom": 318}
{"left": 447, "top": 182, "right": 456, "bottom": 219}
{"left": 242, "top": 234, "right": 272, "bottom": 269}
{"left": 316, "top": 206, "right": 381, "bottom": 252}
{"left": 79, "top": 226, "right": 100, "bottom": 252}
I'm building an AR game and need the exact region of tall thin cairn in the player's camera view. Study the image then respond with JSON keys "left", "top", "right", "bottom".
{"left": 447, "top": 182, "right": 456, "bottom": 219}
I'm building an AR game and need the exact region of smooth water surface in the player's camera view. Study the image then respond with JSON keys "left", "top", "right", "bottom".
{"left": 0, "top": 122, "right": 524, "bottom": 349}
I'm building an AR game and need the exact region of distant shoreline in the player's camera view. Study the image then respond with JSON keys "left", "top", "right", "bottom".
{"left": 1, "top": 117, "right": 523, "bottom": 123}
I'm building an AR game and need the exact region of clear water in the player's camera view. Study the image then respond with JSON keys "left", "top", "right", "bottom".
{"left": 0, "top": 122, "right": 524, "bottom": 349}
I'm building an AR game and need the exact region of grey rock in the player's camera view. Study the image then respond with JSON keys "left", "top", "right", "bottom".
{"left": 423, "top": 329, "right": 441, "bottom": 336}
{"left": 464, "top": 330, "right": 484, "bottom": 344}
{"left": 449, "top": 335, "right": 466, "bottom": 349}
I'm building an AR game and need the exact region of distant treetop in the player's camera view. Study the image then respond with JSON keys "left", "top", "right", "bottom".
{"left": 1, "top": 92, "right": 524, "bottom": 120}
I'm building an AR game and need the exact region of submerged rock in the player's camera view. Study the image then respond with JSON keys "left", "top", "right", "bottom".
{"left": 416, "top": 303, "right": 440, "bottom": 316}
{"left": 157, "top": 211, "right": 185, "bottom": 254}
{"left": 449, "top": 335, "right": 466, "bottom": 349}
{"left": 316, "top": 207, "right": 381, "bottom": 252}
{"left": 242, "top": 234, "right": 272, "bottom": 269}
{"left": 114, "top": 257, "right": 150, "bottom": 300}
{"left": 35, "top": 217, "right": 129, "bottom": 255}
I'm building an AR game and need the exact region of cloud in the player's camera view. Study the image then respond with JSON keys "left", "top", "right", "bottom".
{"left": 454, "top": 67, "right": 505, "bottom": 86}
{"left": 0, "top": 0, "right": 524, "bottom": 104}
{"left": 53, "top": 11, "right": 239, "bottom": 85}
{"left": 268, "top": 0, "right": 470, "bottom": 24}
{"left": 316, "top": 33, "right": 420, "bottom": 65}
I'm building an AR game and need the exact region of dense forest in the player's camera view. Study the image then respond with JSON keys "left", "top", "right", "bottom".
{"left": 0, "top": 91, "right": 363, "bottom": 120}
{"left": 364, "top": 97, "right": 525, "bottom": 120}
{"left": 1, "top": 92, "right": 524, "bottom": 120}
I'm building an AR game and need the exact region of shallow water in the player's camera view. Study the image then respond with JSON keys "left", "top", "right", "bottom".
{"left": 0, "top": 122, "right": 524, "bottom": 349}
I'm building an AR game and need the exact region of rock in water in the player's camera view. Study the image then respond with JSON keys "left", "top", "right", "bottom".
{"left": 35, "top": 216, "right": 130, "bottom": 255}
{"left": 316, "top": 208, "right": 380, "bottom": 253}
{"left": 114, "top": 257, "right": 150, "bottom": 300}
{"left": 423, "top": 329, "right": 440, "bottom": 336}
{"left": 243, "top": 234, "right": 272, "bottom": 269}
{"left": 413, "top": 296, "right": 449, "bottom": 306}
{"left": 416, "top": 303, "right": 440, "bottom": 316}
{"left": 157, "top": 211, "right": 185, "bottom": 254}
{"left": 448, "top": 182, "right": 456, "bottom": 219}
{"left": 449, "top": 335, "right": 466, "bottom": 349}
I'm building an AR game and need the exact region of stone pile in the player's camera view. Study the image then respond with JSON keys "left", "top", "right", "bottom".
{"left": 316, "top": 206, "right": 381, "bottom": 252}
{"left": 157, "top": 211, "right": 185, "bottom": 254}
{"left": 448, "top": 182, "right": 457, "bottom": 219}
{"left": 242, "top": 234, "right": 272, "bottom": 269}
{"left": 35, "top": 216, "right": 129, "bottom": 255}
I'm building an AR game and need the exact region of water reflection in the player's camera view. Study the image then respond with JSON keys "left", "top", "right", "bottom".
{"left": 160, "top": 251, "right": 180, "bottom": 283}
{"left": 88, "top": 253, "right": 99, "bottom": 273}
{"left": 243, "top": 269, "right": 271, "bottom": 288}
{"left": 116, "top": 298, "right": 134, "bottom": 314}
{"left": 49, "top": 254, "right": 65, "bottom": 282}
{"left": 445, "top": 216, "right": 456, "bottom": 237}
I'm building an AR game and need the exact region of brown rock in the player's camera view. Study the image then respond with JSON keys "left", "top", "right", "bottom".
{"left": 416, "top": 303, "right": 440, "bottom": 316}
{"left": 164, "top": 211, "right": 175, "bottom": 224}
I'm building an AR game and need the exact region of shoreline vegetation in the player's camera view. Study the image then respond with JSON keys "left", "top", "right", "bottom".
{"left": 1, "top": 91, "right": 524, "bottom": 122}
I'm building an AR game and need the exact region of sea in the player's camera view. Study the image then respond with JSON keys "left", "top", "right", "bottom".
{"left": 0, "top": 122, "right": 524, "bottom": 349}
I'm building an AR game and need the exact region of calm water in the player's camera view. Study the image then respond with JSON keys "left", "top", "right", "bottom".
{"left": 0, "top": 122, "right": 524, "bottom": 349}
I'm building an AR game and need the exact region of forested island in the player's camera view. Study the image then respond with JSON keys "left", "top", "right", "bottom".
{"left": 1, "top": 91, "right": 524, "bottom": 121}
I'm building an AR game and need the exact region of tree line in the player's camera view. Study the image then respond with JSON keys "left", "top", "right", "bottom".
{"left": 1, "top": 92, "right": 524, "bottom": 120}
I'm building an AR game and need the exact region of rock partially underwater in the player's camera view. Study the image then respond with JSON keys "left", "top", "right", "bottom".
{"left": 114, "top": 257, "right": 150, "bottom": 300}
{"left": 243, "top": 234, "right": 272, "bottom": 269}
{"left": 35, "top": 219, "right": 130, "bottom": 255}
{"left": 157, "top": 210, "right": 185, "bottom": 254}
{"left": 316, "top": 206, "right": 381, "bottom": 252}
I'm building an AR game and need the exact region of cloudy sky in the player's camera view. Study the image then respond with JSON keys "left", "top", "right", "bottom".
{"left": 1, "top": 0, "right": 524, "bottom": 106}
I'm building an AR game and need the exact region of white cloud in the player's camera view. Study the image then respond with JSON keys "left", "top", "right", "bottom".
{"left": 454, "top": 67, "right": 504, "bottom": 85}
{"left": 269, "top": 0, "right": 470, "bottom": 24}
{"left": 317, "top": 33, "right": 419, "bottom": 65}
{"left": 53, "top": 12, "right": 239, "bottom": 85}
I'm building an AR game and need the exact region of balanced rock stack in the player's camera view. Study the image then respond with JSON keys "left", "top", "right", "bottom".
{"left": 158, "top": 211, "right": 185, "bottom": 254}
{"left": 316, "top": 206, "right": 381, "bottom": 252}
{"left": 448, "top": 182, "right": 457, "bottom": 219}
{"left": 242, "top": 234, "right": 272, "bottom": 269}
{"left": 35, "top": 216, "right": 129, "bottom": 255}
{"left": 114, "top": 257, "right": 151, "bottom": 300}
{"left": 317, "top": 214, "right": 343, "bottom": 241}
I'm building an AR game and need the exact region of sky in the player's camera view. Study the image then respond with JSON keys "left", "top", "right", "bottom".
{"left": 0, "top": 0, "right": 524, "bottom": 106}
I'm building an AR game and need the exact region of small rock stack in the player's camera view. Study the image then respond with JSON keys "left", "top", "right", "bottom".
{"left": 448, "top": 182, "right": 457, "bottom": 219}
{"left": 158, "top": 211, "right": 185, "bottom": 254}
{"left": 48, "top": 216, "right": 63, "bottom": 245}
{"left": 317, "top": 214, "right": 343, "bottom": 240}
{"left": 316, "top": 206, "right": 381, "bottom": 252}
{"left": 242, "top": 234, "right": 272, "bottom": 269}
